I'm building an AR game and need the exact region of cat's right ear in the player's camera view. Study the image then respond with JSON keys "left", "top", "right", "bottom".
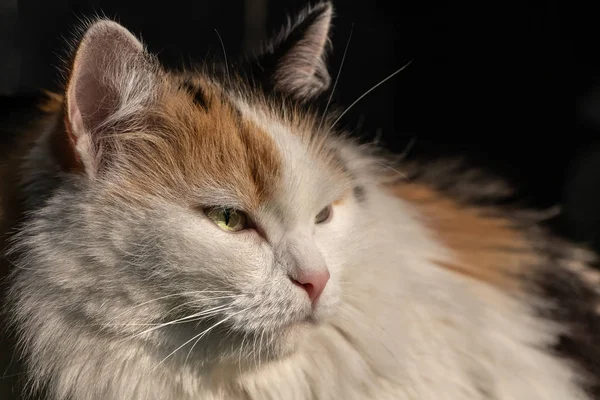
{"left": 64, "top": 20, "right": 159, "bottom": 178}
{"left": 248, "top": 2, "right": 333, "bottom": 101}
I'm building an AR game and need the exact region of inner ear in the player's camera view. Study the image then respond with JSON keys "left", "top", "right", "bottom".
{"left": 64, "top": 20, "right": 159, "bottom": 177}
{"left": 68, "top": 52, "right": 122, "bottom": 136}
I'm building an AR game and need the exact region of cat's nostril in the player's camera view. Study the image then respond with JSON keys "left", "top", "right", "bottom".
{"left": 301, "top": 282, "right": 314, "bottom": 294}
{"left": 290, "top": 271, "right": 330, "bottom": 305}
{"left": 292, "top": 280, "right": 315, "bottom": 296}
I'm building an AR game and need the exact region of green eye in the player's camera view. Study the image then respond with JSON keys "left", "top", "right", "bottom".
{"left": 315, "top": 205, "right": 332, "bottom": 224}
{"left": 206, "top": 207, "right": 248, "bottom": 232}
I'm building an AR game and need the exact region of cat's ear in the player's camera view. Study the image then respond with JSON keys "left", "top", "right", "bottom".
{"left": 65, "top": 20, "right": 159, "bottom": 177}
{"left": 255, "top": 2, "right": 333, "bottom": 100}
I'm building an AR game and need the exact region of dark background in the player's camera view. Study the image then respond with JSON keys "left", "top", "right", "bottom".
{"left": 0, "top": 1, "right": 593, "bottom": 247}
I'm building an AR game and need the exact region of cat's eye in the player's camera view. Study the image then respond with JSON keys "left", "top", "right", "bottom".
{"left": 206, "top": 207, "right": 248, "bottom": 232}
{"left": 315, "top": 205, "right": 332, "bottom": 224}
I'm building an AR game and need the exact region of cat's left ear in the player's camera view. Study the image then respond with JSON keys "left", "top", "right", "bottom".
{"left": 63, "top": 20, "right": 160, "bottom": 178}
{"left": 253, "top": 2, "right": 333, "bottom": 100}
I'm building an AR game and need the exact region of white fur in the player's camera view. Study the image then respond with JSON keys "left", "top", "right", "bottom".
{"left": 213, "top": 106, "right": 590, "bottom": 400}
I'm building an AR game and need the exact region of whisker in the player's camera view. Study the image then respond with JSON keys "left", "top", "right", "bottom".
{"left": 112, "top": 290, "right": 241, "bottom": 320}
{"left": 326, "top": 59, "right": 414, "bottom": 135}
{"left": 160, "top": 295, "right": 242, "bottom": 316}
{"left": 318, "top": 23, "right": 354, "bottom": 131}
{"left": 132, "top": 304, "right": 235, "bottom": 338}
{"left": 154, "top": 306, "right": 251, "bottom": 370}
{"left": 183, "top": 307, "right": 244, "bottom": 366}
{"left": 104, "top": 297, "right": 241, "bottom": 328}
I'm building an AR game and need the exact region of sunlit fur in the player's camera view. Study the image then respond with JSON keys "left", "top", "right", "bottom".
{"left": 3, "top": 2, "right": 599, "bottom": 400}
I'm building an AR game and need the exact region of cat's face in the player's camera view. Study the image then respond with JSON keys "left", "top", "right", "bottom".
{"left": 20, "top": 2, "right": 361, "bottom": 365}
{"left": 82, "top": 79, "right": 353, "bottom": 361}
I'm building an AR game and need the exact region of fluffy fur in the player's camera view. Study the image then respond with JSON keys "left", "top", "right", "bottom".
{"left": 1, "top": 2, "right": 598, "bottom": 400}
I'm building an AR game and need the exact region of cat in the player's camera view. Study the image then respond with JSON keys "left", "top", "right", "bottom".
{"left": 1, "top": 2, "right": 599, "bottom": 399}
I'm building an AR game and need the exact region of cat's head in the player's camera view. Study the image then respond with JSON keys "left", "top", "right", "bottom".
{"left": 12, "top": 1, "right": 372, "bottom": 369}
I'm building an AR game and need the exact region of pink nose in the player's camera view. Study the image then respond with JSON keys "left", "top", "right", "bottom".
{"left": 291, "top": 270, "right": 330, "bottom": 304}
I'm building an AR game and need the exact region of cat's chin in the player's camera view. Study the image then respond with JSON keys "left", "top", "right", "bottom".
{"left": 254, "top": 323, "right": 310, "bottom": 363}
{"left": 218, "top": 296, "right": 338, "bottom": 368}
{"left": 243, "top": 319, "right": 316, "bottom": 364}
{"left": 267, "top": 309, "right": 334, "bottom": 358}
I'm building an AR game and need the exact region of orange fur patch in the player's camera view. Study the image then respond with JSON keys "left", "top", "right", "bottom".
{"left": 107, "top": 77, "right": 282, "bottom": 211}
{"left": 390, "top": 183, "right": 539, "bottom": 292}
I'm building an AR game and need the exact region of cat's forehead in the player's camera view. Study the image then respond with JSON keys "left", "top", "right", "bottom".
{"left": 229, "top": 88, "right": 351, "bottom": 212}
{"left": 112, "top": 73, "right": 349, "bottom": 211}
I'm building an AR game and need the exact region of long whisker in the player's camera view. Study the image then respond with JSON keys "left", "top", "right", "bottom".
{"left": 112, "top": 290, "right": 241, "bottom": 319}
{"left": 326, "top": 59, "right": 414, "bottom": 135}
{"left": 154, "top": 307, "right": 251, "bottom": 370}
{"left": 104, "top": 296, "right": 243, "bottom": 328}
{"left": 132, "top": 304, "right": 235, "bottom": 338}
{"left": 318, "top": 23, "right": 354, "bottom": 131}
{"left": 182, "top": 308, "right": 240, "bottom": 366}
{"left": 161, "top": 295, "right": 242, "bottom": 316}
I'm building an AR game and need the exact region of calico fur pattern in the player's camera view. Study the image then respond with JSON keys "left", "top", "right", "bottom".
{"left": 1, "top": 2, "right": 599, "bottom": 400}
